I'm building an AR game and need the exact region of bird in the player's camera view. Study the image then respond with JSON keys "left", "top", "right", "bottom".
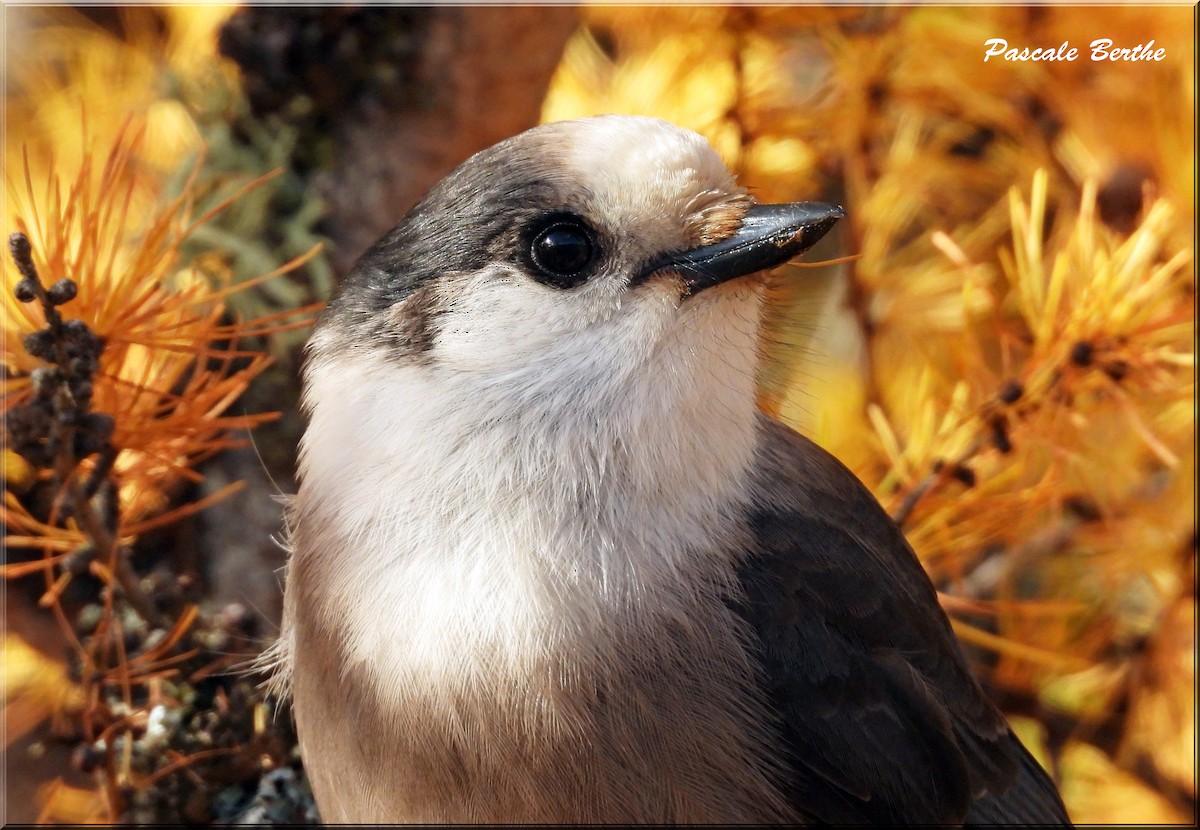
{"left": 267, "top": 114, "right": 1072, "bottom": 825}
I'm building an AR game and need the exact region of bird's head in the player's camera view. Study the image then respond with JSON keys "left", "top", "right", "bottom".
{"left": 304, "top": 115, "right": 841, "bottom": 442}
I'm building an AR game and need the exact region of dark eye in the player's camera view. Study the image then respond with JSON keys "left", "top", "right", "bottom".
{"left": 529, "top": 219, "right": 596, "bottom": 288}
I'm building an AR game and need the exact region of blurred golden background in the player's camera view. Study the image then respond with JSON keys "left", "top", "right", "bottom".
{"left": 3, "top": 4, "right": 1195, "bottom": 824}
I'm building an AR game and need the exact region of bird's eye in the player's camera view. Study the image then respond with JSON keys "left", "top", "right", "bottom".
{"left": 529, "top": 219, "right": 595, "bottom": 288}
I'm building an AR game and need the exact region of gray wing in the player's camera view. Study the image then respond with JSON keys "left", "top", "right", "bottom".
{"left": 732, "top": 415, "right": 1070, "bottom": 825}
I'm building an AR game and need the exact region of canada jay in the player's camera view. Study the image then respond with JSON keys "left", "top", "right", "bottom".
{"left": 269, "top": 115, "right": 1071, "bottom": 825}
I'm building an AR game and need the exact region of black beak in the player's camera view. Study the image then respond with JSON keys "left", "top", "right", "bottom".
{"left": 648, "top": 202, "right": 845, "bottom": 295}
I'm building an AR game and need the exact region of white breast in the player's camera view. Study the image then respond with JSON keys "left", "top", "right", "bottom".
{"left": 273, "top": 283, "right": 790, "bottom": 822}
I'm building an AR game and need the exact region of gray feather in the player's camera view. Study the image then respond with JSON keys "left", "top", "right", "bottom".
{"left": 734, "top": 415, "right": 1071, "bottom": 825}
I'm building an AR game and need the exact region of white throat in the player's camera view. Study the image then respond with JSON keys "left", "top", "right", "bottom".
{"left": 288, "top": 284, "right": 765, "bottom": 692}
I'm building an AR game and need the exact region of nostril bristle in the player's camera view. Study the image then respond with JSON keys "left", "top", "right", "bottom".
{"left": 694, "top": 193, "right": 754, "bottom": 246}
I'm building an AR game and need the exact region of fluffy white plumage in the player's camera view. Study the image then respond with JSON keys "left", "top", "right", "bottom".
{"left": 271, "top": 117, "right": 790, "bottom": 822}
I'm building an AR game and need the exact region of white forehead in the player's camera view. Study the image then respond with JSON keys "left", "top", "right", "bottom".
{"left": 552, "top": 115, "right": 740, "bottom": 226}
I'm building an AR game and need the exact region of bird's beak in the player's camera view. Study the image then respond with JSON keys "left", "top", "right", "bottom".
{"left": 650, "top": 202, "right": 845, "bottom": 295}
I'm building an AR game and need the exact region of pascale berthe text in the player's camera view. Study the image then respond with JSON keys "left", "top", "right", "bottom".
{"left": 984, "top": 38, "right": 1166, "bottom": 62}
